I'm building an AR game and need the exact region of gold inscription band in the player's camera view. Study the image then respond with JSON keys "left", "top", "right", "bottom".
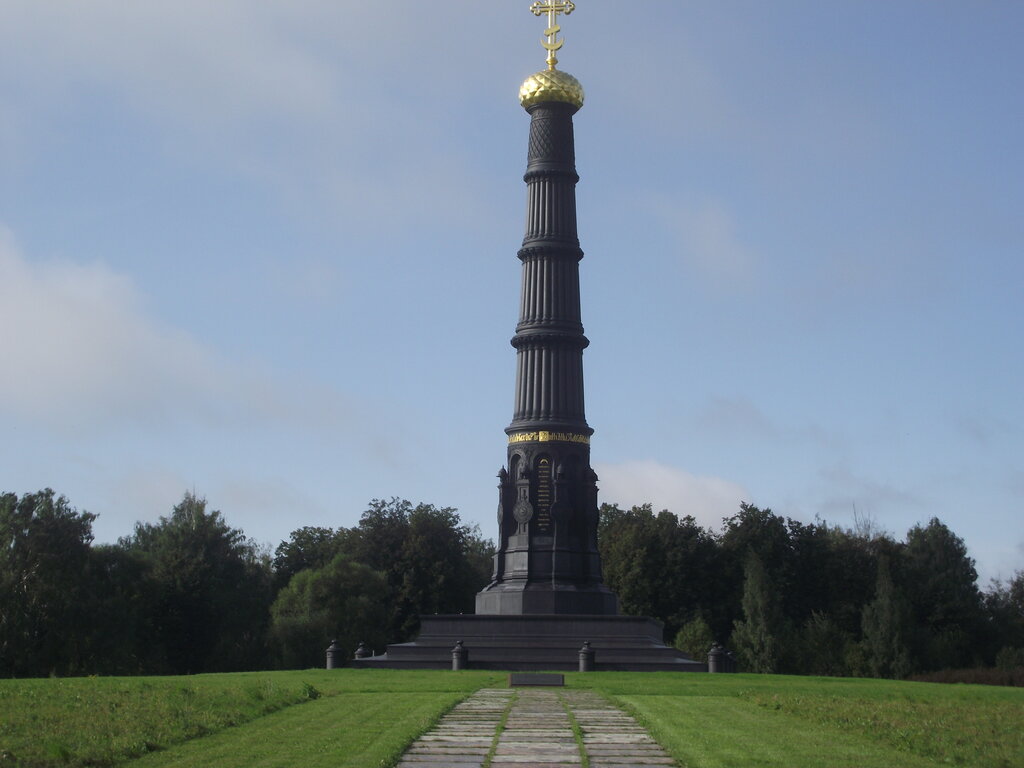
{"left": 508, "top": 430, "right": 590, "bottom": 445}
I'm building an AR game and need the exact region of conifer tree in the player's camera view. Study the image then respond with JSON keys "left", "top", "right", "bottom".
{"left": 861, "top": 556, "right": 912, "bottom": 678}
{"left": 731, "top": 551, "right": 785, "bottom": 673}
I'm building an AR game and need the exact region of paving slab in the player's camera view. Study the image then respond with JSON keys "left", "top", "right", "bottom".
{"left": 397, "top": 687, "right": 677, "bottom": 768}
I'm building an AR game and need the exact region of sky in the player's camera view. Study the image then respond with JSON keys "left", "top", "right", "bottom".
{"left": 1, "top": 1, "right": 1021, "bottom": 585}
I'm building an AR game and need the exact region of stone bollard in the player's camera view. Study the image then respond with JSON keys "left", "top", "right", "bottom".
{"left": 326, "top": 639, "right": 341, "bottom": 670}
{"left": 354, "top": 641, "right": 370, "bottom": 659}
{"left": 452, "top": 640, "right": 468, "bottom": 671}
{"left": 578, "top": 640, "right": 595, "bottom": 672}
{"left": 707, "top": 642, "right": 724, "bottom": 673}
{"left": 708, "top": 642, "right": 735, "bottom": 673}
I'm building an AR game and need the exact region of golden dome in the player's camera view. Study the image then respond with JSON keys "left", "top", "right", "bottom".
{"left": 519, "top": 68, "right": 585, "bottom": 110}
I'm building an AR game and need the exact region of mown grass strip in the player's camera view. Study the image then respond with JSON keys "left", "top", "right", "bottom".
{"left": 382, "top": 694, "right": 466, "bottom": 768}
{"left": 618, "top": 694, "right": 942, "bottom": 768}
{"left": 128, "top": 691, "right": 464, "bottom": 768}
{"left": 0, "top": 669, "right": 502, "bottom": 768}
{"left": 558, "top": 694, "right": 588, "bottom": 768}
{"left": 568, "top": 671, "right": 1024, "bottom": 768}
{"left": 481, "top": 690, "right": 516, "bottom": 768}
{"left": 738, "top": 687, "right": 1024, "bottom": 768}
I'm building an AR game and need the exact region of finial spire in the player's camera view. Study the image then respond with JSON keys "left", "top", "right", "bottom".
{"left": 530, "top": 0, "right": 576, "bottom": 70}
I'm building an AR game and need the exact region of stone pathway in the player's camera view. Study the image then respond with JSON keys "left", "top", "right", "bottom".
{"left": 396, "top": 688, "right": 676, "bottom": 768}
{"left": 399, "top": 689, "right": 513, "bottom": 766}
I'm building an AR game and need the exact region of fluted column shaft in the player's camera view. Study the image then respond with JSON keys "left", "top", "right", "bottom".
{"left": 507, "top": 101, "right": 591, "bottom": 435}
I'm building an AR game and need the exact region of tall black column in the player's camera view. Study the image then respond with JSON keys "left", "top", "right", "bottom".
{"left": 510, "top": 100, "right": 589, "bottom": 433}
{"left": 351, "top": 10, "right": 705, "bottom": 672}
{"left": 476, "top": 85, "right": 618, "bottom": 616}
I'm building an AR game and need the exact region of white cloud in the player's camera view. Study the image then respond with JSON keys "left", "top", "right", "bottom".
{"left": 0, "top": 226, "right": 351, "bottom": 434}
{"left": 594, "top": 459, "right": 747, "bottom": 530}
{"left": 0, "top": 1, "right": 511, "bottom": 242}
{"left": 1, "top": 1, "right": 341, "bottom": 126}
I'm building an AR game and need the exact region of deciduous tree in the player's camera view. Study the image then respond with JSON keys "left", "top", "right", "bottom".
{"left": 673, "top": 615, "right": 714, "bottom": 662}
{"left": 346, "top": 498, "right": 494, "bottom": 641}
{"left": 270, "top": 553, "right": 387, "bottom": 668}
{"left": 0, "top": 489, "right": 96, "bottom": 676}
{"left": 122, "top": 492, "right": 273, "bottom": 674}
{"left": 598, "top": 504, "right": 718, "bottom": 640}
{"left": 902, "top": 518, "right": 983, "bottom": 670}
{"left": 272, "top": 526, "right": 348, "bottom": 591}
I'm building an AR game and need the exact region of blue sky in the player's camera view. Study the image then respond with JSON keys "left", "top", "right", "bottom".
{"left": 1, "top": 1, "right": 1021, "bottom": 584}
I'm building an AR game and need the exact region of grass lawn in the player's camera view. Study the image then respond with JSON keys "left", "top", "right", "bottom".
{"left": 128, "top": 691, "right": 461, "bottom": 768}
{"left": 0, "top": 669, "right": 502, "bottom": 768}
{"left": 1, "top": 669, "right": 1021, "bottom": 768}
{"left": 568, "top": 672, "right": 1024, "bottom": 768}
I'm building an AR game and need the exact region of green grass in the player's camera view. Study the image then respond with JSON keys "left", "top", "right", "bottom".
{"left": 481, "top": 691, "right": 515, "bottom": 768}
{"left": 128, "top": 691, "right": 459, "bottom": 768}
{"left": 558, "top": 693, "right": 589, "bottom": 768}
{"left": 0, "top": 669, "right": 501, "bottom": 768}
{"left": 2, "top": 669, "right": 1021, "bottom": 768}
{"left": 566, "top": 671, "right": 1024, "bottom": 768}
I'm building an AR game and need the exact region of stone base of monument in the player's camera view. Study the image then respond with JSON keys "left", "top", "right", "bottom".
{"left": 349, "top": 614, "right": 707, "bottom": 672}
{"left": 475, "top": 581, "right": 620, "bottom": 615}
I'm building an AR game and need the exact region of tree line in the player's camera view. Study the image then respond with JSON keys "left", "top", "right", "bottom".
{"left": 1, "top": 488, "right": 1021, "bottom": 678}
{"left": 0, "top": 490, "right": 490, "bottom": 676}
{"left": 599, "top": 502, "right": 1024, "bottom": 678}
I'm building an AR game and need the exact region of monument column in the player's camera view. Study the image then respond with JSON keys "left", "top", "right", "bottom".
{"left": 476, "top": 0, "right": 617, "bottom": 616}
{"left": 352, "top": 2, "right": 704, "bottom": 670}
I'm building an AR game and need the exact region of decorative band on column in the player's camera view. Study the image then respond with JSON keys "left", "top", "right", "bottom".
{"left": 508, "top": 430, "right": 590, "bottom": 445}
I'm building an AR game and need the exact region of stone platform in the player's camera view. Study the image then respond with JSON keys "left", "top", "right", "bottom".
{"left": 397, "top": 687, "right": 676, "bottom": 768}
{"left": 350, "top": 614, "right": 705, "bottom": 672}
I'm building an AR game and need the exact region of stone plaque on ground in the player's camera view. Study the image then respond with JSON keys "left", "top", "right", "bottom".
{"left": 509, "top": 673, "right": 564, "bottom": 686}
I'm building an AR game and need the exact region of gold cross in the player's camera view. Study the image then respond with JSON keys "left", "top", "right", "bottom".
{"left": 530, "top": 0, "right": 576, "bottom": 70}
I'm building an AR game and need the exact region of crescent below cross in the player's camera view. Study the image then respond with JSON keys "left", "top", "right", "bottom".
{"left": 530, "top": 0, "right": 576, "bottom": 70}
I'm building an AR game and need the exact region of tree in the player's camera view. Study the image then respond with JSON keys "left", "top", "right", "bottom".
{"left": 0, "top": 489, "right": 96, "bottom": 676}
{"left": 75, "top": 544, "right": 155, "bottom": 674}
{"left": 394, "top": 504, "right": 490, "bottom": 626}
{"left": 902, "top": 518, "right": 983, "bottom": 670}
{"left": 731, "top": 551, "right": 787, "bottom": 673}
{"left": 345, "top": 499, "right": 493, "bottom": 641}
{"left": 986, "top": 570, "right": 1024, "bottom": 665}
{"left": 719, "top": 503, "right": 793, "bottom": 637}
{"left": 802, "top": 611, "right": 853, "bottom": 677}
{"left": 270, "top": 553, "right": 388, "bottom": 668}
{"left": 786, "top": 520, "right": 879, "bottom": 635}
{"left": 122, "top": 492, "right": 273, "bottom": 674}
{"left": 272, "top": 526, "right": 348, "bottom": 591}
{"left": 861, "top": 557, "right": 912, "bottom": 679}
{"left": 673, "top": 615, "right": 714, "bottom": 663}
{"left": 598, "top": 503, "right": 718, "bottom": 640}
{"left": 598, "top": 504, "right": 673, "bottom": 625}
